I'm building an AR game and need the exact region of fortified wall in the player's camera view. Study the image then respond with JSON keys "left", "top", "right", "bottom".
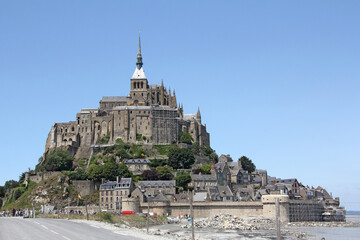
{"left": 118, "top": 195, "right": 328, "bottom": 222}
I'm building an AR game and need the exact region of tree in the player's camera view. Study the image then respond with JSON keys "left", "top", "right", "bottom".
{"left": 180, "top": 132, "right": 193, "bottom": 144}
{"left": 101, "top": 161, "right": 121, "bottom": 181}
{"left": 0, "top": 186, "right": 5, "bottom": 198}
{"left": 86, "top": 164, "right": 103, "bottom": 181}
{"left": 142, "top": 170, "right": 159, "bottom": 180}
{"left": 175, "top": 172, "right": 192, "bottom": 191}
{"left": 13, "top": 188, "right": 23, "bottom": 200}
{"left": 168, "top": 148, "right": 195, "bottom": 169}
{"left": 116, "top": 149, "right": 131, "bottom": 159}
{"left": 41, "top": 149, "right": 74, "bottom": 171}
{"left": 156, "top": 166, "right": 174, "bottom": 180}
{"left": 239, "top": 156, "right": 256, "bottom": 174}
{"left": 4, "top": 180, "right": 19, "bottom": 191}
{"left": 65, "top": 170, "right": 88, "bottom": 180}
{"left": 118, "top": 163, "right": 132, "bottom": 178}
{"left": 19, "top": 172, "right": 26, "bottom": 183}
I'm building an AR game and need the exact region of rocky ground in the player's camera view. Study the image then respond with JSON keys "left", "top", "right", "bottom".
{"left": 72, "top": 214, "right": 360, "bottom": 240}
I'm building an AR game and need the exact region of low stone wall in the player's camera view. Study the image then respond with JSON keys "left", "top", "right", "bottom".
{"left": 28, "top": 171, "right": 61, "bottom": 183}
{"left": 73, "top": 180, "right": 97, "bottom": 196}
{"left": 138, "top": 201, "right": 263, "bottom": 218}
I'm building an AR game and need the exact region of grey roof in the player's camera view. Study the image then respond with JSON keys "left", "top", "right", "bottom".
{"left": 138, "top": 180, "right": 175, "bottom": 187}
{"left": 100, "top": 181, "right": 117, "bottom": 190}
{"left": 193, "top": 192, "right": 207, "bottom": 202}
{"left": 227, "top": 162, "right": 239, "bottom": 167}
{"left": 190, "top": 174, "right": 216, "bottom": 181}
{"left": 125, "top": 159, "right": 151, "bottom": 164}
{"left": 100, "top": 96, "right": 128, "bottom": 102}
{"left": 217, "top": 185, "right": 233, "bottom": 198}
{"left": 276, "top": 178, "right": 297, "bottom": 184}
{"left": 251, "top": 177, "right": 262, "bottom": 183}
{"left": 149, "top": 84, "right": 160, "bottom": 89}
{"left": 116, "top": 178, "right": 132, "bottom": 189}
{"left": 152, "top": 192, "right": 170, "bottom": 202}
{"left": 183, "top": 114, "right": 197, "bottom": 121}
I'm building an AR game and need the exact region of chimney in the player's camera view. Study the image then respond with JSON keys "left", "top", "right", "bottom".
{"left": 116, "top": 176, "right": 120, "bottom": 183}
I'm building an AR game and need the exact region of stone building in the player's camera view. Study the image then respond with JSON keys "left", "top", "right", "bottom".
{"left": 44, "top": 35, "right": 210, "bottom": 160}
{"left": 124, "top": 159, "right": 151, "bottom": 175}
{"left": 99, "top": 177, "right": 133, "bottom": 211}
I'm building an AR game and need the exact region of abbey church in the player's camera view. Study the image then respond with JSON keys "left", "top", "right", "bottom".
{"left": 44, "top": 36, "right": 210, "bottom": 158}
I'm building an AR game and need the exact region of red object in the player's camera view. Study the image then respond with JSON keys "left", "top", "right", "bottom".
{"left": 122, "top": 211, "right": 137, "bottom": 215}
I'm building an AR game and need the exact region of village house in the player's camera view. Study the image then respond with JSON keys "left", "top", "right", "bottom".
{"left": 99, "top": 177, "right": 133, "bottom": 211}
{"left": 124, "top": 159, "right": 151, "bottom": 175}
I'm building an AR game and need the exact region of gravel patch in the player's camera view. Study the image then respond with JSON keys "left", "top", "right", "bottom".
{"left": 71, "top": 219, "right": 177, "bottom": 240}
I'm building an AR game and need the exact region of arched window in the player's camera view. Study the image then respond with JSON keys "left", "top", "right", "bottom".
{"left": 134, "top": 82, "right": 136, "bottom": 89}
{"left": 141, "top": 82, "right": 143, "bottom": 88}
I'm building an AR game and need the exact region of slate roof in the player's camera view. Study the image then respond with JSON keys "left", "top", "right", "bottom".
{"left": 193, "top": 192, "right": 207, "bottom": 202}
{"left": 138, "top": 180, "right": 175, "bottom": 187}
{"left": 100, "top": 181, "right": 117, "bottom": 190}
{"left": 152, "top": 192, "right": 170, "bottom": 202}
{"left": 217, "top": 185, "right": 233, "bottom": 198}
{"left": 100, "top": 96, "right": 128, "bottom": 102}
{"left": 116, "top": 178, "right": 132, "bottom": 189}
{"left": 125, "top": 159, "right": 151, "bottom": 164}
{"left": 276, "top": 178, "right": 297, "bottom": 184}
{"left": 190, "top": 174, "right": 216, "bottom": 181}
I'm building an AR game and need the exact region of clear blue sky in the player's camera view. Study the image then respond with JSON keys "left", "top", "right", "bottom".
{"left": 1, "top": 1, "right": 359, "bottom": 210}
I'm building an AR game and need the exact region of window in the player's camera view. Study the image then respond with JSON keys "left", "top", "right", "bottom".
{"left": 101, "top": 198, "right": 103, "bottom": 202}
{"left": 106, "top": 197, "right": 108, "bottom": 202}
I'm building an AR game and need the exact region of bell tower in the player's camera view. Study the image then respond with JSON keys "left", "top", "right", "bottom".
{"left": 130, "top": 32, "right": 149, "bottom": 106}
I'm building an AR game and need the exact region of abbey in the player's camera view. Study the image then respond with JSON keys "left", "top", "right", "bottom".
{"left": 44, "top": 36, "right": 210, "bottom": 158}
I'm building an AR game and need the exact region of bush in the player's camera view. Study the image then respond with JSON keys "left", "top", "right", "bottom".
{"left": 97, "top": 131, "right": 110, "bottom": 144}
{"left": 136, "top": 134, "right": 143, "bottom": 141}
{"left": 116, "top": 149, "right": 131, "bottom": 159}
{"left": 156, "top": 166, "right": 174, "bottom": 180}
{"left": 180, "top": 132, "right": 193, "bottom": 144}
{"left": 153, "top": 145, "right": 178, "bottom": 156}
{"left": 101, "top": 212, "right": 113, "bottom": 223}
{"left": 37, "top": 149, "right": 73, "bottom": 172}
{"left": 149, "top": 159, "right": 167, "bottom": 169}
{"left": 64, "top": 170, "right": 88, "bottom": 180}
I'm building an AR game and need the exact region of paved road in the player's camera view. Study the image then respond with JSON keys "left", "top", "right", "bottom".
{"left": 0, "top": 217, "right": 142, "bottom": 240}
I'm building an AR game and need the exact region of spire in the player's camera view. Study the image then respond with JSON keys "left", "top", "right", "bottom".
{"left": 136, "top": 31, "right": 143, "bottom": 70}
{"left": 197, "top": 107, "right": 201, "bottom": 123}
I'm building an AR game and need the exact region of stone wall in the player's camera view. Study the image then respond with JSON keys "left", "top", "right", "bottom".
{"left": 73, "top": 180, "right": 97, "bottom": 196}
{"left": 136, "top": 201, "right": 263, "bottom": 218}
{"left": 28, "top": 171, "right": 61, "bottom": 184}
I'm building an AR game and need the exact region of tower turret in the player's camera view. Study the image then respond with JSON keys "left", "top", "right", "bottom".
{"left": 197, "top": 107, "right": 202, "bottom": 123}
